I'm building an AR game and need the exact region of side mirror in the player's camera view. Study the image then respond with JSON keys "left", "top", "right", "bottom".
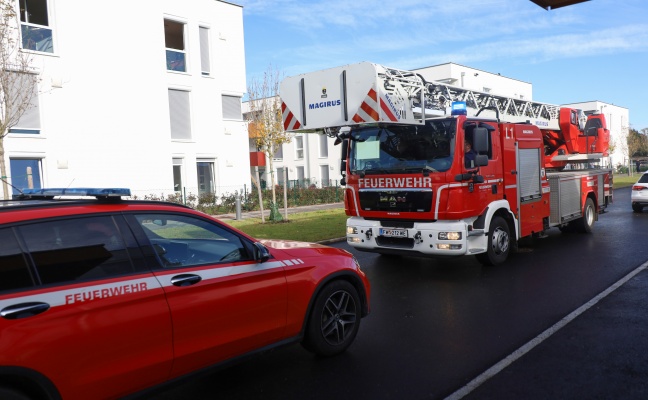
{"left": 475, "top": 154, "right": 488, "bottom": 167}
{"left": 253, "top": 242, "right": 270, "bottom": 263}
{"left": 473, "top": 127, "right": 489, "bottom": 154}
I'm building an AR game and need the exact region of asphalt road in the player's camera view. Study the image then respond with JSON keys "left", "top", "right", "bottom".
{"left": 148, "top": 187, "right": 648, "bottom": 400}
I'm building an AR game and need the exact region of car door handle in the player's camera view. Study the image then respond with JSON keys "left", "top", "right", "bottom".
{"left": 170, "top": 274, "right": 202, "bottom": 287}
{"left": 1, "top": 302, "right": 50, "bottom": 320}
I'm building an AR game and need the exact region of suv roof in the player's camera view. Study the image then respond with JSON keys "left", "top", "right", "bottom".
{"left": 1, "top": 187, "right": 190, "bottom": 212}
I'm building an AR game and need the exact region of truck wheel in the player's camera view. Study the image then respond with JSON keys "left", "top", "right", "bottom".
{"left": 632, "top": 203, "right": 643, "bottom": 213}
{"left": 302, "top": 280, "right": 361, "bottom": 357}
{"left": 476, "top": 216, "right": 510, "bottom": 266}
{"left": 577, "top": 198, "right": 596, "bottom": 233}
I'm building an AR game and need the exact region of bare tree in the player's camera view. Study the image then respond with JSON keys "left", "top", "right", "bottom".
{"left": 0, "top": 0, "right": 39, "bottom": 199}
{"left": 247, "top": 65, "right": 292, "bottom": 221}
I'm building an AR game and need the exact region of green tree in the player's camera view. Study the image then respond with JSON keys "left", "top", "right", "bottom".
{"left": 247, "top": 65, "right": 292, "bottom": 221}
{"left": 0, "top": 0, "right": 39, "bottom": 199}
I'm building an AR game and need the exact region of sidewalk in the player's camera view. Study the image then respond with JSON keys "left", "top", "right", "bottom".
{"left": 214, "top": 202, "right": 344, "bottom": 221}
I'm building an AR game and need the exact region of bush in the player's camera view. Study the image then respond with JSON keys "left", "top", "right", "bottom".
{"left": 139, "top": 185, "right": 343, "bottom": 215}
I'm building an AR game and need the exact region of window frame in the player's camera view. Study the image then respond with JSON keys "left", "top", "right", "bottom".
{"left": 196, "top": 159, "right": 215, "bottom": 194}
{"left": 19, "top": 0, "right": 54, "bottom": 54}
{"left": 168, "top": 88, "right": 192, "bottom": 140}
{"left": 9, "top": 157, "right": 43, "bottom": 194}
{"left": 295, "top": 136, "right": 304, "bottom": 160}
{"left": 164, "top": 18, "right": 187, "bottom": 73}
{"left": 319, "top": 134, "right": 328, "bottom": 158}
{"left": 199, "top": 26, "right": 211, "bottom": 76}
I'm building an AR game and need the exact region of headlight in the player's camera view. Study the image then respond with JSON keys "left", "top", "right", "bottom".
{"left": 437, "top": 243, "right": 462, "bottom": 250}
{"left": 438, "top": 232, "right": 462, "bottom": 240}
{"left": 347, "top": 226, "right": 358, "bottom": 234}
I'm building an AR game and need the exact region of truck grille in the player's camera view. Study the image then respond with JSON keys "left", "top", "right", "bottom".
{"left": 359, "top": 190, "right": 432, "bottom": 212}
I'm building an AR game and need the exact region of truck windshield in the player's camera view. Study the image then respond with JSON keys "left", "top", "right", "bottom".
{"left": 349, "top": 119, "right": 456, "bottom": 175}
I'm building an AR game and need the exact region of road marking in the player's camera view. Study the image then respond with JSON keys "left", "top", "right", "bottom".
{"left": 445, "top": 260, "right": 648, "bottom": 400}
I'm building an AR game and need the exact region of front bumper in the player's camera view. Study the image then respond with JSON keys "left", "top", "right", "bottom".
{"left": 345, "top": 217, "right": 486, "bottom": 257}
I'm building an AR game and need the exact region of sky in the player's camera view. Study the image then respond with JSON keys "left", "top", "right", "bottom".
{"left": 237, "top": 0, "right": 648, "bottom": 130}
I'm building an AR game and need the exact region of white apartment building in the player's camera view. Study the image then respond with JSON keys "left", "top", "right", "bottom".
{"left": 3, "top": 0, "right": 249, "bottom": 200}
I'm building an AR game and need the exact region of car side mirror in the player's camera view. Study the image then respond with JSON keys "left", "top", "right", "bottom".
{"left": 253, "top": 242, "right": 270, "bottom": 263}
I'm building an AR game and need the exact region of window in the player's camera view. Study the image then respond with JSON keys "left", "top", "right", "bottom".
{"left": 19, "top": 216, "right": 141, "bottom": 285}
{"left": 164, "top": 19, "right": 186, "bottom": 72}
{"left": 295, "top": 136, "right": 304, "bottom": 160}
{"left": 296, "top": 166, "right": 305, "bottom": 183}
{"left": 319, "top": 134, "right": 328, "bottom": 158}
{"left": 0, "top": 228, "right": 33, "bottom": 292}
{"left": 197, "top": 160, "right": 215, "bottom": 194}
{"left": 168, "top": 89, "right": 191, "bottom": 140}
{"left": 19, "top": 0, "right": 53, "bottom": 53}
{"left": 222, "top": 95, "right": 242, "bottom": 120}
{"left": 274, "top": 143, "right": 283, "bottom": 160}
{"left": 199, "top": 26, "right": 210, "bottom": 76}
{"left": 8, "top": 72, "right": 41, "bottom": 134}
{"left": 277, "top": 167, "right": 286, "bottom": 185}
{"left": 10, "top": 158, "right": 42, "bottom": 194}
{"left": 320, "top": 165, "right": 330, "bottom": 187}
{"left": 173, "top": 158, "right": 183, "bottom": 192}
{"left": 134, "top": 214, "right": 250, "bottom": 268}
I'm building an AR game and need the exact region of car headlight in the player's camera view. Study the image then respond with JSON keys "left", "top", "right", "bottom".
{"left": 347, "top": 226, "right": 358, "bottom": 234}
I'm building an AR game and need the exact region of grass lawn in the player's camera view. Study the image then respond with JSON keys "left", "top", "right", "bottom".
{"left": 613, "top": 173, "right": 640, "bottom": 189}
{"left": 223, "top": 209, "right": 347, "bottom": 242}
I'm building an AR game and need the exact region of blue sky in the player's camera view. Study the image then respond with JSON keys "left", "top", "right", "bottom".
{"left": 238, "top": 0, "right": 648, "bottom": 130}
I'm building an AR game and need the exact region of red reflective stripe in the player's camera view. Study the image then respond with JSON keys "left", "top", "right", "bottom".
{"left": 360, "top": 102, "right": 379, "bottom": 121}
{"left": 367, "top": 88, "right": 377, "bottom": 102}
{"left": 380, "top": 98, "right": 397, "bottom": 121}
{"left": 352, "top": 114, "right": 364, "bottom": 123}
{"left": 281, "top": 102, "right": 286, "bottom": 112}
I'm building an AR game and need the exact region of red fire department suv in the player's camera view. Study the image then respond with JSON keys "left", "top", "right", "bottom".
{"left": 0, "top": 188, "right": 370, "bottom": 400}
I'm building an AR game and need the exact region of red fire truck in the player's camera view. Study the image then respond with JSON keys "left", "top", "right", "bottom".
{"left": 280, "top": 62, "right": 612, "bottom": 265}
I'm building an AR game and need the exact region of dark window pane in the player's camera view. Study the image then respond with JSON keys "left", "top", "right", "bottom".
{"left": 10, "top": 158, "right": 41, "bottom": 195}
{"left": 20, "top": 0, "right": 49, "bottom": 25}
{"left": 0, "top": 228, "right": 34, "bottom": 291}
{"left": 20, "top": 216, "right": 136, "bottom": 284}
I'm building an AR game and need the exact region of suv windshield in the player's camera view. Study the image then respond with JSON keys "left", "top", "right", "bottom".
{"left": 349, "top": 119, "right": 456, "bottom": 175}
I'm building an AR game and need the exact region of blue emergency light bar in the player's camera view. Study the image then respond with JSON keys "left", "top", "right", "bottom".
{"left": 17, "top": 188, "right": 131, "bottom": 199}
{"left": 451, "top": 101, "right": 467, "bottom": 116}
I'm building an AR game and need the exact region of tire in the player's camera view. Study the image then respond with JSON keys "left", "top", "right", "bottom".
{"left": 577, "top": 198, "right": 596, "bottom": 233}
{"left": 632, "top": 203, "right": 643, "bottom": 213}
{"left": 302, "top": 280, "right": 361, "bottom": 357}
{"left": 0, "top": 387, "right": 30, "bottom": 400}
{"left": 476, "top": 216, "right": 511, "bottom": 266}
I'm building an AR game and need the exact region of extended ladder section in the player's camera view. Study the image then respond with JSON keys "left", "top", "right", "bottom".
{"left": 280, "top": 62, "right": 571, "bottom": 132}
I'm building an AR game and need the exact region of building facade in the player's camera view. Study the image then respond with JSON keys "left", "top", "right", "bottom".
{"left": 4, "top": 0, "right": 249, "bottom": 200}
{"left": 242, "top": 99, "right": 344, "bottom": 189}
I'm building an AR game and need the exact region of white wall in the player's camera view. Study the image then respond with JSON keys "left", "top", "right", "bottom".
{"left": 4, "top": 0, "right": 249, "bottom": 199}
{"left": 414, "top": 63, "right": 533, "bottom": 100}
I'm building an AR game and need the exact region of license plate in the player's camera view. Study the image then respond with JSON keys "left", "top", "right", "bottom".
{"left": 379, "top": 228, "right": 408, "bottom": 238}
